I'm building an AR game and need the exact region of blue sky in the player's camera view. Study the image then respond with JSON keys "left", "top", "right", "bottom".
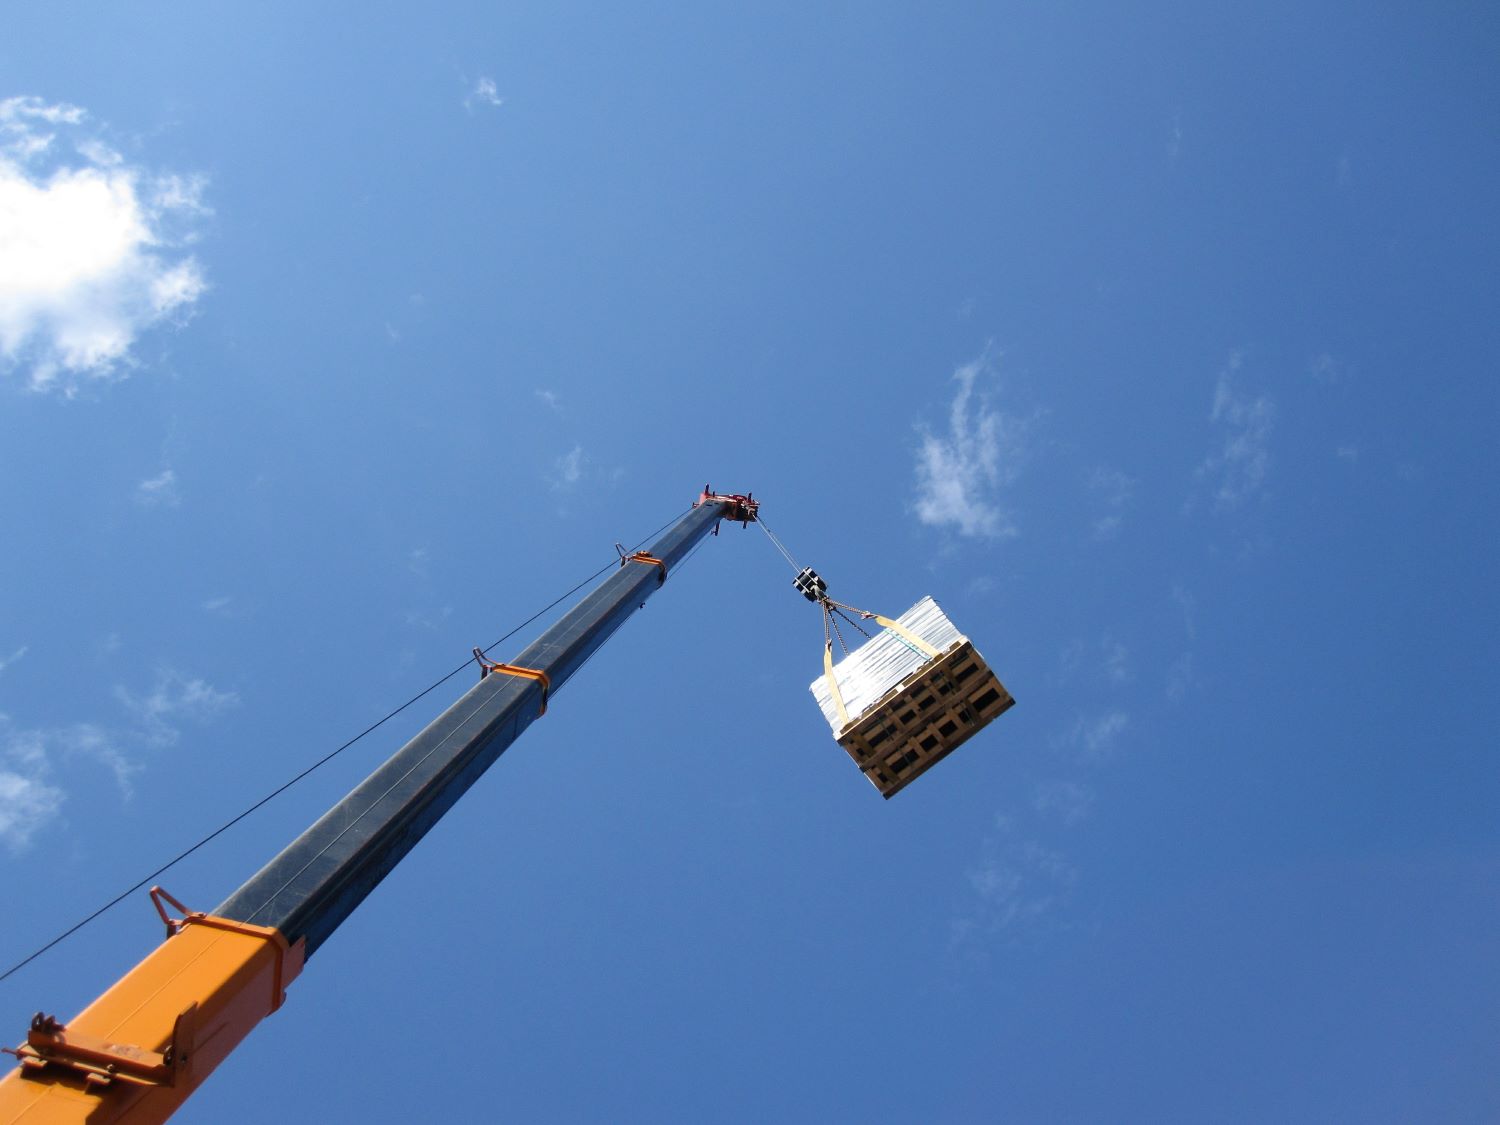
{"left": 2, "top": 4, "right": 1496, "bottom": 1122}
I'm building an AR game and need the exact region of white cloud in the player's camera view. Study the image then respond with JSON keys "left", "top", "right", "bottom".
{"left": 465, "top": 77, "right": 504, "bottom": 111}
{"left": 1336, "top": 445, "right": 1358, "bottom": 462}
{"left": 1165, "top": 653, "right": 1194, "bottom": 702}
{"left": 0, "top": 96, "right": 208, "bottom": 394}
{"left": 1, "top": 663, "right": 239, "bottom": 850}
{"left": 552, "top": 444, "right": 586, "bottom": 489}
{"left": 55, "top": 722, "right": 137, "bottom": 796}
{"left": 1101, "top": 637, "right": 1131, "bottom": 684}
{"left": 1032, "top": 780, "right": 1095, "bottom": 826}
{"left": 1059, "top": 710, "right": 1129, "bottom": 760}
{"left": 1308, "top": 352, "right": 1344, "bottom": 383}
{"left": 114, "top": 668, "right": 238, "bottom": 746}
{"left": 913, "top": 351, "right": 1031, "bottom": 538}
{"left": 0, "top": 766, "right": 64, "bottom": 852}
{"left": 403, "top": 606, "right": 453, "bottom": 630}
{"left": 535, "top": 388, "right": 561, "bottom": 412}
{"left": 1171, "top": 584, "right": 1197, "bottom": 640}
{"left": 0, "top": 645, "right": 26, "bottom": 675}
{"left": 135, "top": 467, "right": 179, "bottom": 507}
{"left": 954, "top": 835, "right": 1076, "bottom": 949}
{"left": 965, "top": 574, "right": 996, "bottom": 597}
{"left": 1089, "top": 467, "right": 1135, "bottom": 541}
{"left": 1059, "top": 637, "right": 1132, "bottom": 686}
{"left": 1193, "top": 355, "right": 1274, "bottom": 511}
{"left": 1092, "top": 514, "right": 1122, "bottom": 540}
{"left": 0, "top": 715, "right": 129, "bottom": 849}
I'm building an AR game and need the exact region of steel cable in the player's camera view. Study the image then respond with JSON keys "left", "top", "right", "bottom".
{"left": 756, "top": 515, "right": 802, "bottom": 573}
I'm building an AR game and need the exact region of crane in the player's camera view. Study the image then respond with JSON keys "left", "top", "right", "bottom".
{"left": 0, "top": 487, "right": 1011, "bottom": 1123}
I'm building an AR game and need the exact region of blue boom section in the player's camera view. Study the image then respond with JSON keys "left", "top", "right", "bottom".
{"left": 214, "top": 500, "right": 729, "bottom": 956}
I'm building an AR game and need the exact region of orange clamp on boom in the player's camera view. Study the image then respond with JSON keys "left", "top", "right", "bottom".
{"left": 472, "top": 649, "right": 551, "bottom": 715}
{"left": 621, "top": 551, "right": 667, "bottom": 584}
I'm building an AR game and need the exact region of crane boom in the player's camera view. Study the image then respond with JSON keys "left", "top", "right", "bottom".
{"left": 0, "top": 490, "right": 757, "bottom": 1125}
{"left": 214, "top": 495, "right": 738, "bottom": 956}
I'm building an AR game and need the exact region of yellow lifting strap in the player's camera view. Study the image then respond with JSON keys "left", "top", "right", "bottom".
{"left": 868, "top": 614, "right": 943, "bottom": 660}
{"left": 823, "top": 641, "right": 852, "bottom": 732}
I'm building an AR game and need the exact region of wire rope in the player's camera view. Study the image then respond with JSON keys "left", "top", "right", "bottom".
{"left": 0, "top": 507, "right": 693, "bottom": 987}
{"left": 756, "top": 515, "right": 802, "bottom": 573}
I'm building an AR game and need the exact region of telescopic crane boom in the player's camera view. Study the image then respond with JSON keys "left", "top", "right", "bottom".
{"left": 0, "top": 489, "right": 759, "bottom": 1125}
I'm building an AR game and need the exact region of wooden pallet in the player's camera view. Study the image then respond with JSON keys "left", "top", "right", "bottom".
{"left": 835, "top": 639, "right": 1014, "bottom": 799}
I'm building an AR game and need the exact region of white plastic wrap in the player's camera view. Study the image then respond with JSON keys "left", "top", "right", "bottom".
{"left": 808, "top": 596, "right": 965, "bottom": 732}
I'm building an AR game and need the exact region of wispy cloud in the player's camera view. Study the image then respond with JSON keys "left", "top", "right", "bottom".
{"left": 0, "top": 645, "right": 26, "bottom": 675}
{"left": 1032, "top": 780, "right": 1095, "bottom": 827}
{"left": 0, "top": 664, "right": 240, "bottom": 850}
{"left": 0, "top": 96, "right": 209, "bottom": 394}
{"left": 1101, "top": 636, "right": 1131, "bottom": 684}
{"left": 913, "top": 350, "right": 1032, "bottom": 538}
{"left": 952, "top": 824, "right": 1076, "bottom": 952}
{"left": 55, "top": 722, "right": 136, "bottom": 795}
{"left": 552, "top": 444, "right": 586, "bottom": 490}
{"left": 965, "top": 574, "right": 996, "bottom": 597}
{"left": 1192, "top": 354, "right": 1274, "bottom": 512}
{"left": 0, "top": 716, "right": 131, "bottom": 849}
{"left": 135, "top": 467, "right": 179, "bottom": 507}
{"left": 0, "top": 759, "right": 64, "bottom": 852}
{"left": 1165, "top": 653, "right": 1194, "bottom": 703}
{"left": 464, "top": 77, "right": 504, "bottom": 111}
{"left": 403, "top": 606, "right": 453, "bottom": 630}
{"left": 1089, "top": 467, "right": 1136, "bottom": 541}
{"left": 114, "top": 668, "right": 238, "bottom": 747}
{"left": 1060, "top": 636, "right": 1132, "bottom": 686}
{"left": 534, "top": 388, "right": 561, "bottom": 412}
{"left": 1059, "top": 710, "right": 1130, "bottom": 760}
{"left": 1171, "top": 584, "right": 1197, "bottom": 640}
{"left": 1308, "top": 352, "right": 1345, "bottom": 383}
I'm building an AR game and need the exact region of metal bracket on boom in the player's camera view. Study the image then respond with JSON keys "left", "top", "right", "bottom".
{"left": 695, "top": 485, "right": 759, "bottom": 531}
{"left": 472, "top": 649, "right": 551, "bottom": 714}
{"left": 615, "top": 544, "right": 668, "bottom": 584}
{"left": 4, "top": 1007, "right": 195, "bottom": 1090}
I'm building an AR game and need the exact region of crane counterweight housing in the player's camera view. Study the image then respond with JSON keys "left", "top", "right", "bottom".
{"left": 809, "top": 596, "right": 1015, "bottom": 798}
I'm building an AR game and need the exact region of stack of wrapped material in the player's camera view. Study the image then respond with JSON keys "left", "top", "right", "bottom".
{"left": 809, "top": 596, "right": 1014, "bottom": 798}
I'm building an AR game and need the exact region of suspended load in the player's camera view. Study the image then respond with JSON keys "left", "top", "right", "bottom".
{"left": 806, "top": 588, "right": 1014, "bottom": 799}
